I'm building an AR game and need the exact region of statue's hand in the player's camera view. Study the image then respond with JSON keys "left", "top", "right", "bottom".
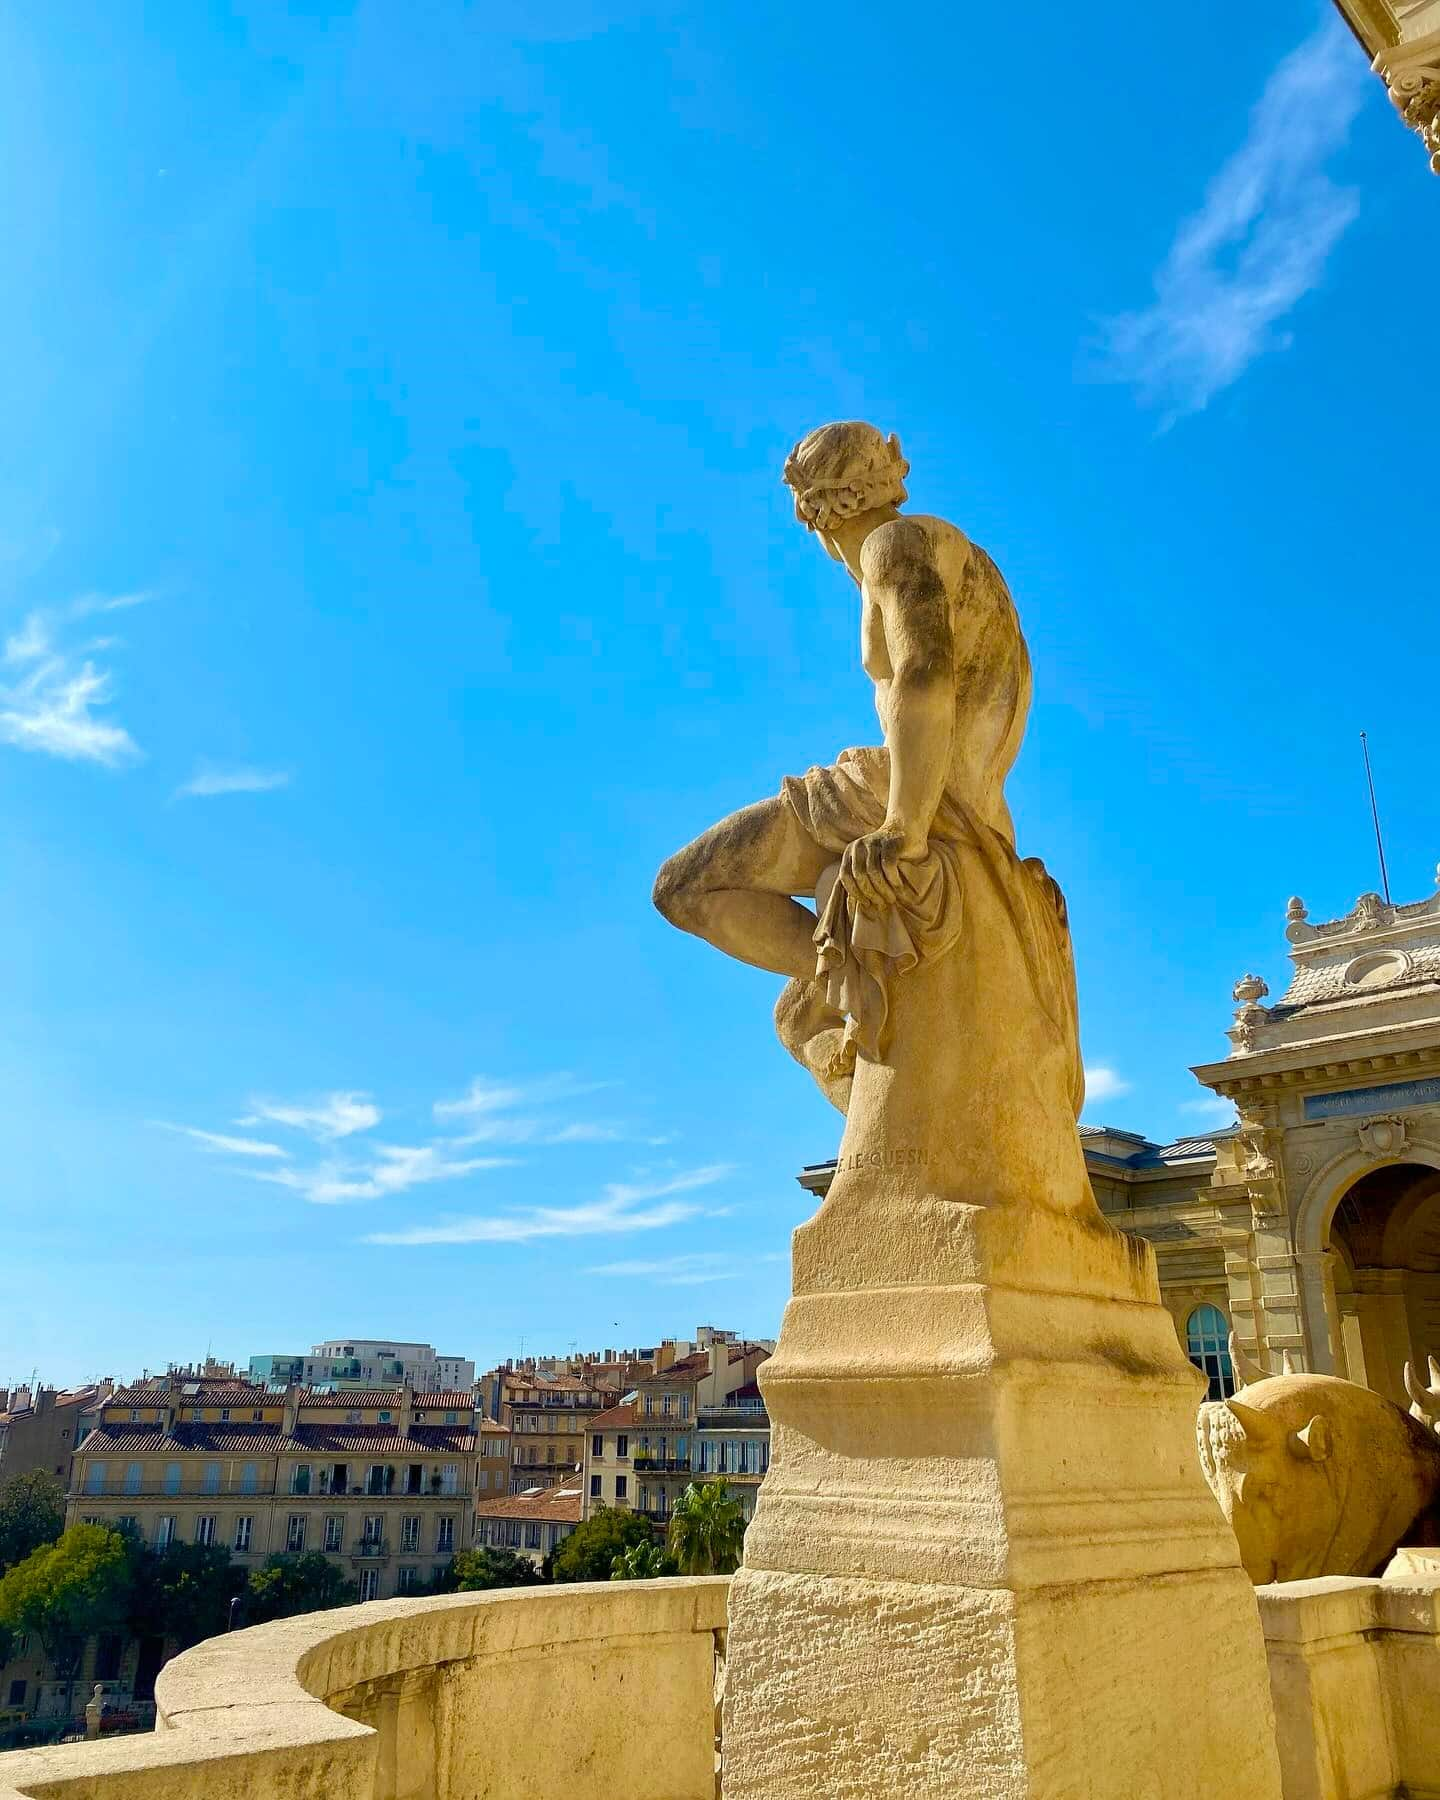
{"left": 839, "top": 822, "right": 927, "bottom": 913}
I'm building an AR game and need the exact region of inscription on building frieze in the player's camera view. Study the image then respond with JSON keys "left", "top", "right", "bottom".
{"left": 1303, "top": 1076, "right": 1440, "bottom": 1122}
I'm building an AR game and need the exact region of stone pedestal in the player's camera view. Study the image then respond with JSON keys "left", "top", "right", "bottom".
{"left": 721, "top": 873, "right": 1284, "bottom": 1797}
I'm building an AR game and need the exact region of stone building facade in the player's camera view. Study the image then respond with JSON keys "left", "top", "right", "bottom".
{"left": 803, "top": 877, "right": 1440, "bottom": 1411}
{"left": 1335, "top": 0, "right": 1440, "bottom": 173}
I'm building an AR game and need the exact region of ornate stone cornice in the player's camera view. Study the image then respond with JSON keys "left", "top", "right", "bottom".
{"left": 1375, "top": 28, "right": 1440, "bottom": 172}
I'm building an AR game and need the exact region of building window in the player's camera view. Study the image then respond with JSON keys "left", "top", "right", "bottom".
{"left": 129, "top": 1408, "right": 140, "bottom": 1423}
{"left": 615, "top": 1476, "right": 628, "bottom": 1500}
{"left": 195, "top": 1515, "right": 217, "bottom": 1547}
{"left": 164, "top": 1461, "right": 182, "bottom": 1496}
{"left": 291, "top": 1464, "right": 312, "bottom": 1495}
{"left": 240, "top": 1462, "right": 259, "bottom": 1494}
{"left": 359, "top": 1569, "right": 380, "bottom": 1602}
{"left": 220, "top": 1409, "right": 231, "bottom": 1422}
{"left": 95, "top": 1636, "right": 123, "bottom": 1681}
{"left": 7, "top": 1680, "right": 26, "bottom": 1708}
{"left": 189, "top": 1409, "right": 202, "bottom": 1422}
{"left": 592, "top": 1434, "right": 603, "bottom": 1457}
{"left": 440, "top": 1463, "right": 458, "bottom": 1495}
{"left": 252, "top": 1409, "right": 264, "bottom": 1423}
{"left": 287, "top": 1515, "right": 307, "bottom": 1553}
{"left": 436, "top": 1517, "right": 455, "bottom": 1554}
{"left": 155, "top": 1515, "right": 176, "bottom": 1548}
{"left": 378, "top": 1410, "right": 392, "bottom": 1424}
{"left": 362, "top": 1515, "right": 384, "bottom": 1547}
{"left": 525, "top": 1523, "right": 541, "bottom": 1549}
{"left": 662, "top": 1394, "right": 673, "bottom": 1416}
{"left": 679, "top": 1395, "right": 691, "bottom": 1419}
{"left": 234, "top": 1516, "right": 253, "bottom": 1552}
{"left": 397, "top": 1567, "right": 418, "bottom": 1594}
{"left": 1186, "top": 1305, "right": 1236, "bottom": 1401}
{"left": 203, "top": 1462, "right": 221, "bottom": 1495}
{"left": 616, "top": 1434, "right": 628, "bottom": 1458}
{"left": 84, "top": 1462, "right": 106, "bottom": 1495}
{"left": 124, "top": 1462, "right": 142, "bottom": 1496}
{"left": 401, "top": 1515, "right": 421, "bottom": 1553}
{"left": 347, "top": 1411, "right": 363, "bottom": 1425}
{"left": 445, "top": 1410, "right": 458, "bottom": 1425}
{"left": 590, "top": 1475, "right": 602, "bottom": 1498}
{"left": 324, "top": 1516, "right": 344, "bottom": 1553}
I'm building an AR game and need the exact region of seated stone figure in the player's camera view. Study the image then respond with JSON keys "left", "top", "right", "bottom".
{"left": 1197, "top": 1343, "right": 1440, "bottom": 1583}
{"left": 654, "top": 419, "right": 1080, "bottom": 1117}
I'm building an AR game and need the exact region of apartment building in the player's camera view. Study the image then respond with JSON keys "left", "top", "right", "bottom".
{"left": 487, "top": 1369, "right": 621, "bottom": 1494}
{"left": 582, "top": 1401, "right": 635, "bottom": 1517}
{"left": 693, "top": 1380, "right": 769, "bottom": 1521}
{"left": 473, "top": 1482, "right": 583, "bottom": 1568}
{"left": 247, "top": 1340, "right": 475, "bottom": 1393}
{"left": 69, "top": 1375, "right": 483, "bottom": 1601}
{"left": 582, "top": 1341, "right": 770, "bottom": 1526}
{"left": 0, "top": 1384, "right": 111, "bottom": 1484}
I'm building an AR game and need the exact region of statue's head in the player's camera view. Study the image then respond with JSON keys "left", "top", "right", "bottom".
{"left": 782, "top": 422, "right": 908, "bottom": 557}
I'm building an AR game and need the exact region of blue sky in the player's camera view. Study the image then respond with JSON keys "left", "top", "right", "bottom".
{"left": 2, "top": 2, "right": 1435, "bottom": 1387}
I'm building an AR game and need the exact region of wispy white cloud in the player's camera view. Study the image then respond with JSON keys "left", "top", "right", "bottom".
{"left": 153, "top": 1122, "right": 290, "bottom": 1158}
{"left": 586, "top": 1252, "right": 740, "bottom": 1286}
{"left": 433, "top": 1073, "right": 607, "bottom": 1120}
{"left": 240, "top": 1091, "right": 380, "bottom": 1141}
{"left": 255, "top": 1144, "right": 516, "bottom": 1206}
{"left": 365, "top": 1164, "right": 733, "bottom": 1246}
{"left": 176, "top": 765, "right": 292, "bottom": 799}
{"left": 1179, "top": 1096, "right": 1238, "bottom": 1125}
{"left": 70, "top": 590, "right": 153, "bottom": 618}
{"left": 1083, "top": 1065, "right": 1131, "bottom": 1106}
{"left": 1099, "top": 20, "right": 1366, "bottom": 422}
{"left": 0, "top": 595, "right": 148, "bottom": 767}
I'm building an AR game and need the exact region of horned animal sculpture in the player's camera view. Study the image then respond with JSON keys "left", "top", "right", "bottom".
{"left": 1197, "top": 1337, "right": 1440, "bottom": 1583}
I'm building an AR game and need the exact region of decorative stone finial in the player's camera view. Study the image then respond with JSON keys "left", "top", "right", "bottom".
{"left": 1286, "top": 896, "right": 1306, "bottom": 924}
{"left": 1232, "top": 973, "right": 1269, "bottom": 1004}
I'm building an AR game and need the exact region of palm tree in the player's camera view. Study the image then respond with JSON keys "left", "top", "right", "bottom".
{"left": 666, "top": 1480, "right": 746, "bottom": 1576}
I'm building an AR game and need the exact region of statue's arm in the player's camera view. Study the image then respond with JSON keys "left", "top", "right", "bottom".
{"left": 840, "top": 523, "right": 955, "bottom": 912}
{"left": 871, "top": 525, "right": 955, "bottom": 852}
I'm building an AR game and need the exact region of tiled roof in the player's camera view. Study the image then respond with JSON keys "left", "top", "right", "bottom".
{"left": 290, "top": 1425, "right": 476, "bottom": 1454}
{"left": 111, "top": 1380, "right": 268, "bottom": 1407}
{"left": 0, "top": 1385, "right": 107, "bottom": 1424}
{"left": 301, "top": 1388, "right": 475, "bottom": 1408}
{"left": 475, "top": 1485, "right": 584, "bottom": 1523}
{"left": 79, "top": 1425, "right": 285, "bottom": 1456}
{"left": 589, "top": 1401, "right": 636, "bottom": 1431}
{"left": 77, "top": 1421, "right": 477, "bottom": 1456}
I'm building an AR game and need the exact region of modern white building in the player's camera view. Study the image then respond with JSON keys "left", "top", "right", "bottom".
{"left": 248, "top": 1339, "right": 475, "bottom": 1393}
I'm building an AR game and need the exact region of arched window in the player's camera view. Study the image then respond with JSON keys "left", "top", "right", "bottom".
{"left": 1186, "top": 1305, "right": 1235, "bottom": 1400}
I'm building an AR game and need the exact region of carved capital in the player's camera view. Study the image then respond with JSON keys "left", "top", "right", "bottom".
{"left": 1376, "top": 30, "right": 1440, "bottom": 173}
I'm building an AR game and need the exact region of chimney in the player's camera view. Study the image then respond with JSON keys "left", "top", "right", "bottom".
{"left": 282, "top": 1383, "right": 301, "bottom": 1438}
{"left": 399, "top": 1382, "right": 415, "bottom": 1437}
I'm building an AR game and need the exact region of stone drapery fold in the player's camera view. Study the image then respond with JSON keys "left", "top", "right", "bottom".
{"left": 782, "top": 744, "right": 1082, "bottom": 1113}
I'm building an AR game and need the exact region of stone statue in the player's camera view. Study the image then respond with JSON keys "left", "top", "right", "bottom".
{"left": 1199, "top": 1351, "right": 1440, "bottom": 1583}
{"left": 83, "top": 1684, "right": 104, "bottom": 1741}
{"left": 657, "top": 424, "right": 1283, "bottom": 1800}
{"left": 655, "top": 419, "right": 1081, "bottom": 1119}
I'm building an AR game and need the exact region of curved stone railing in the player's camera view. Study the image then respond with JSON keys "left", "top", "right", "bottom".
{"left": 0, "top": 1577, "right": 729, "bottom": 1800}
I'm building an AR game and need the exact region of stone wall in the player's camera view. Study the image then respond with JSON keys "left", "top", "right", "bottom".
{"left": 0, "top": 1578, "right": 727, "bottom": 1800}
{"left": 3, "top": 1567, "right": 1440, "bottom": 1798}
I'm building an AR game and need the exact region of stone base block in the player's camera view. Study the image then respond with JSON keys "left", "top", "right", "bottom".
{"left": 722, "top": 1562, "right": 1281, "bottom": 1799}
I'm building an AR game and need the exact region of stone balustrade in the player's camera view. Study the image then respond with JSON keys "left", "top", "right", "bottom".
{"left": 3, "top": 1565, "right": 1440, "bottom": 1798}
{"left": 0, "top": 1577, "right": 728, "bottom": 1800}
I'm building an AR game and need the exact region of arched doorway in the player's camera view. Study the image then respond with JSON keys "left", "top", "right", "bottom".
{"left": 1327, "top": 1161, "right": 1440, "bottom": 1407}
{"left": 1184, "top": 1304, "right": 1236, "bottom": 1400}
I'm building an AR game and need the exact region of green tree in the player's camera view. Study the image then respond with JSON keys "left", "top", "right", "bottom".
{"left": 610, "top": 1538, "right": 677, "bottom": 1581}
{"left": 0, "top": 1472, "right": 65, "bottom": 1574}
{"left": 431, "top": 1548, "right": 546, "bottom": 1593}
{"left": 243, "top": 1553, "right": 357, "bottom": 1626}
{"left": 128, "top": 1542, "right": 247, "bottom": 1651}
{"left": 0, "top": 1525, "right": 131, "bottom": 1712}
{"left": 548, "top": 1508, "right": 656, "bottom": 1583}
{"left": 666, "top": 1481, "right": 746, "bottom": 1576}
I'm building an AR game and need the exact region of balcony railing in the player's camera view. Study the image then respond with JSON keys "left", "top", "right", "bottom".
{"left": 77, "top": 1482, "right": 277, "bottom": 1499}
{"left": 697, "top": 1406, "right": 770, "bottom": 1426}
{"left": 351, "top": 1540, "right": 389, "bottom": 1559}
{"left": 632, "top": 1456, "right": 690, "bottom": 1473}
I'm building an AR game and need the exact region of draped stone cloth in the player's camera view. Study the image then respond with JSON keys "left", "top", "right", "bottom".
{"left": 781, "top": 744, "right": 1083, "bottom": 1115}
